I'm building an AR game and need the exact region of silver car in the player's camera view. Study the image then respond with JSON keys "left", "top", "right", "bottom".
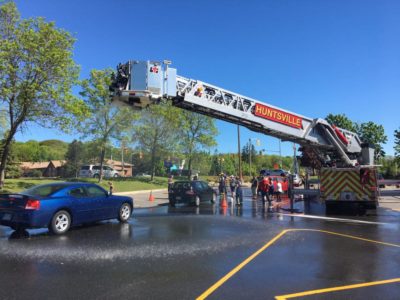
{"left": 79, "top": 165, "right": 119, "bottom": 178}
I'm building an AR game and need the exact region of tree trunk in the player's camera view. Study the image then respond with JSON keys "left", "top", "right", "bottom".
{"left": 187, "top": 156, "right": 192, "bottom": 179}
{"left": 74, "top": 158, "right": 79, "bottom": 178}
{"left": 98, "top": 146, "right": 106, "bottom": 183}
{"left": 150, "top": 147, "right": 156, "bottom": 181}
{"left": 150, "top": 131, "right": 158, "bottom": 181}
{"left": 0, "top": 130, "right": 16, "bottom": 189}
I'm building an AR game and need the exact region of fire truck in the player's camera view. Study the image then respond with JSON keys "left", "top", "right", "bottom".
{"left": 109, "top": 60, "right": 379, "bottom": 214}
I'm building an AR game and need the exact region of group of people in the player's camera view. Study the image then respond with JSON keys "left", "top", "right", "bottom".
{"left": 218, "top": 174, "right": 244, "bottom": 206}
{"left": 255, "top": 176, "right": 283, "bottom": 206}
{"left": 219, "top": 174, "right": 284, "bottom": 208}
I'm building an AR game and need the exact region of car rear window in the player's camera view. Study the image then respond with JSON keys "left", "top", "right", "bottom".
{"left": 193, "top": 181, "right": 203, "bottom": 190}
{"left": 22, "top": 184, "right": 65, "bottom": 197}
{"left": 81, "top": 166, "right": 90, "bottom": 170}
{"left": 173, "top": 182, "right": 192, "bottom": 190}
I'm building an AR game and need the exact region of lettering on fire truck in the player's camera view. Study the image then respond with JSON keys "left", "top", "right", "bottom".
{"left": 254, "top": 103, "right": 303, "bottom": 129}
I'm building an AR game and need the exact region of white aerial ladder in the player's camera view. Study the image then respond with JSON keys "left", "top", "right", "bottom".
{"left": 109, "top": 60, "right": 378, "bottom": 214}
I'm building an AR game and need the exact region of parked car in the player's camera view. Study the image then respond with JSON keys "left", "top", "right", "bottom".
{"left": 260, "top": 169, "right": 289, "bottom": 177}
{"left": 168, "top": 180, "right": 216, "bottom": 207}
{"left": 135, "top": 173, "right": 151, "bottom": 178}
{"left": 79, "top": 165, "right": 119, "bottom": 178}
{"left": 0, "top": 182, "right": 133, "bottom": 235}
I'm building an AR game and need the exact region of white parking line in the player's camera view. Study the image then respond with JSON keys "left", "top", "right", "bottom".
{"left": 277, "top": 213, "right": 389, "bottom": 225}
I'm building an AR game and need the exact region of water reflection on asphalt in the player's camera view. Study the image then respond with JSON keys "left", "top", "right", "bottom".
{"left": 1, "top": 196, "right": 400, "bottom": 300}
{"left": 0, "top": 197, "right": 399, "bottom": 264}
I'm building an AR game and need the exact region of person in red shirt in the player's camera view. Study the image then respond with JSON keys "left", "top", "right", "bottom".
{"left": 258, "top": 177, "right": 271, "bottom": 206}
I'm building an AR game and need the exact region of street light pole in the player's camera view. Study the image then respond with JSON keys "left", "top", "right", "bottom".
{"left": 249, "top": 138, "right": 252, "bottom": 176}
{"left": 237, "top": 125, "right": 242, "bottom": 180}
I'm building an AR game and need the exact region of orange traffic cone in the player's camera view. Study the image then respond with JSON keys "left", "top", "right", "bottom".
{"left": 149, "top": 191, "right": 155, "bottom": 202}
{"left": 220, "top": 193, "right": 228, "bottom": 208}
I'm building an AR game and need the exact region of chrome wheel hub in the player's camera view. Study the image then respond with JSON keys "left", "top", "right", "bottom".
{"left": 55, "top": 214, "right": 69, "bottom": 231}
{"left": 121, "top": 205, "right": 130, "bottom": 219}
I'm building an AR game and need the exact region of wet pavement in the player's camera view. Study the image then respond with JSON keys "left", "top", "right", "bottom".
{"left": 0, "top": 190, "right": 400, "bottom": 300}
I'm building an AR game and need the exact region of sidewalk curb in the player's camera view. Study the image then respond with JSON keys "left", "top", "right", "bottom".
{"left": 115, "top": 188, "right": 167, "bottom": 196}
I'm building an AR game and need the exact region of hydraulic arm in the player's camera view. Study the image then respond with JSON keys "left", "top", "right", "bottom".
{"left": 109, "top": 60, "right": 373, "bottom": 168}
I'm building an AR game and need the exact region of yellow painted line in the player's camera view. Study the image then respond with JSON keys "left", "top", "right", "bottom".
{"left": 196, "top": 229, "right": 289, "bottom": 300}
{"left": 275, "top": 278, "right": 400, "bottom": 299}
{"left": 196, "top": 228, "right": 400, "bottom": 300}
{"left": 289, "top": 229, "right": 400, "bottom": 248}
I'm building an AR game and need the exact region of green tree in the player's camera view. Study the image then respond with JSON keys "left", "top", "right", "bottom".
{"left": 0, "top": 2, "right": 86, "bottom": 187}
{"left": 395, "top": 127, "right": 400, "bottom": 163}
{"left": 64, "top": 140, "right": 85, "bottom": 177}
{"left": 13, "top": 140, "right": 42, "bottom": 161}
{"left": 209, "top": 150, "right": 221, "bottom": 176}
{"left": 0, "top": 108, "right": 7, "bottom": 138}
{"left": 79, "top": 69, "right": 135, "bottom": 182}
{"left": 378, "top": 157, "right": 398, "bottom": 179}
{"left": 357, "top": 121, "right": 387, "bottom": 160}
{"left": 191, "top": 151, "right": 213, "bottom": 176}
{"left": 242, "top": 141, "right": 257, "bottom": 163}
{"left": 12, "top": 139, "right": 67, "bottom": 162}
{"left": 325, "top": 113, "right": 357, "bottom": 132}
{"left": 0, "top": 138, "right": 21, "bottom": 178}
{"left": 178, "top": 111, "right": 217, "bottom": 178}
{"left": 39, "top": 140, "right": 68, "bottom": 159}
{"left": 133, "top": 102, "right": 180, "bottom": 180}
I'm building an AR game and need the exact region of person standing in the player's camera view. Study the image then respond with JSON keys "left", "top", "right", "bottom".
{"left": 235, "top": 176, "right": 243, "bottom": 206}
{"left": 229, "top": 175, "right": 236, "bottom": 198}
{"left": 168, "top": 175, "right": 174, "bottom": 191}
{"left": 218, "top": 174, "right": 227, "bottom": 196}
{"left": 108, "top": 181, "right": 114, "bottom": 195}
{"left": 268, "top": 177, "right": 275, "bottom": 202}
{"left": 276, "top": 180, "right": 283, "bottom": 202}
{"left": 258, "top": 177, "right": 270, "bottom": 206}
{"left": 251, "top": 176, "right": 258, "bottom": 199}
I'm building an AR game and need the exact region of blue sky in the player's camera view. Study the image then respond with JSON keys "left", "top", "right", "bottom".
{"left": 14, "top": 0, "right": 400, "bottom": 156}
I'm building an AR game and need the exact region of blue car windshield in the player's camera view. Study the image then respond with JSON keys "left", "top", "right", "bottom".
{"left": 22, "top": 184, "right": 66, "bottom": 197}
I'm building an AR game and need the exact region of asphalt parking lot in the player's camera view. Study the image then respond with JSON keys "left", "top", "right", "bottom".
{"left": 0, "top": 189, "right": 399, "bottom": 300}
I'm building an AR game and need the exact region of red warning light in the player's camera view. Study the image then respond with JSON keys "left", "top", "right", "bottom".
{"left": 150, "top": 66, "right": 159, "bottom": 73}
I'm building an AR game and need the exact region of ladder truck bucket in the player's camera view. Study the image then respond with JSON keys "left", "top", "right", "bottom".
{"left": 110, "top": 60, "right": 177, "bottom": 109}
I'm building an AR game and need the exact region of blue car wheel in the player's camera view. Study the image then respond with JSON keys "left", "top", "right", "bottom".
{"left": 118, "top": 203, "right": 131, "bottom": 223}
{"left": 49, "top": 210, "right": 71, "bottom": 235}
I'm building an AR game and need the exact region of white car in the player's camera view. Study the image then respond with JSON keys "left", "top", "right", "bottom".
{"left": 79, "top": 165, "right": 119, "bottom": 178}
{"left": 135, "top": 173, "right": 151, "bottom": 178}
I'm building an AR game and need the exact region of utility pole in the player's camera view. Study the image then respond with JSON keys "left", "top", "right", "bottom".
{"left": 292, "top": 143, "right": 299, "bottom": 174}
{"left": 249, "top": 138, "right": 252, "bottom": 176}
{"left": 279, "top": 139, "right": 282, "bottom": 168}
{"left": 121, "top": 141, "right": 125, "bottom": 177}
{"left": 238, "top": 125, "right": 242, "bottom": 180}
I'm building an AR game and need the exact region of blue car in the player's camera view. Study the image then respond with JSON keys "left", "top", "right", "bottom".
{"left": 0, "top": 182, "right": 134, "bottom": 235}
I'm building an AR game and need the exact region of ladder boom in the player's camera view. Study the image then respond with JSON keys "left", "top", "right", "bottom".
{"left": 110, "top": 60, "right": 369, "bottom": 167}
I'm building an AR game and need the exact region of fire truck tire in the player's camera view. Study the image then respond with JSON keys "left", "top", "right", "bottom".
{"left": 357, "top": 204, "right": 366, "bottom": 216}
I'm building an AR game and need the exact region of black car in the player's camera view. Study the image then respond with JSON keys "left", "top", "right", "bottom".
{"left": 168, "top": 180, "right": 216, "bottom": 207}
